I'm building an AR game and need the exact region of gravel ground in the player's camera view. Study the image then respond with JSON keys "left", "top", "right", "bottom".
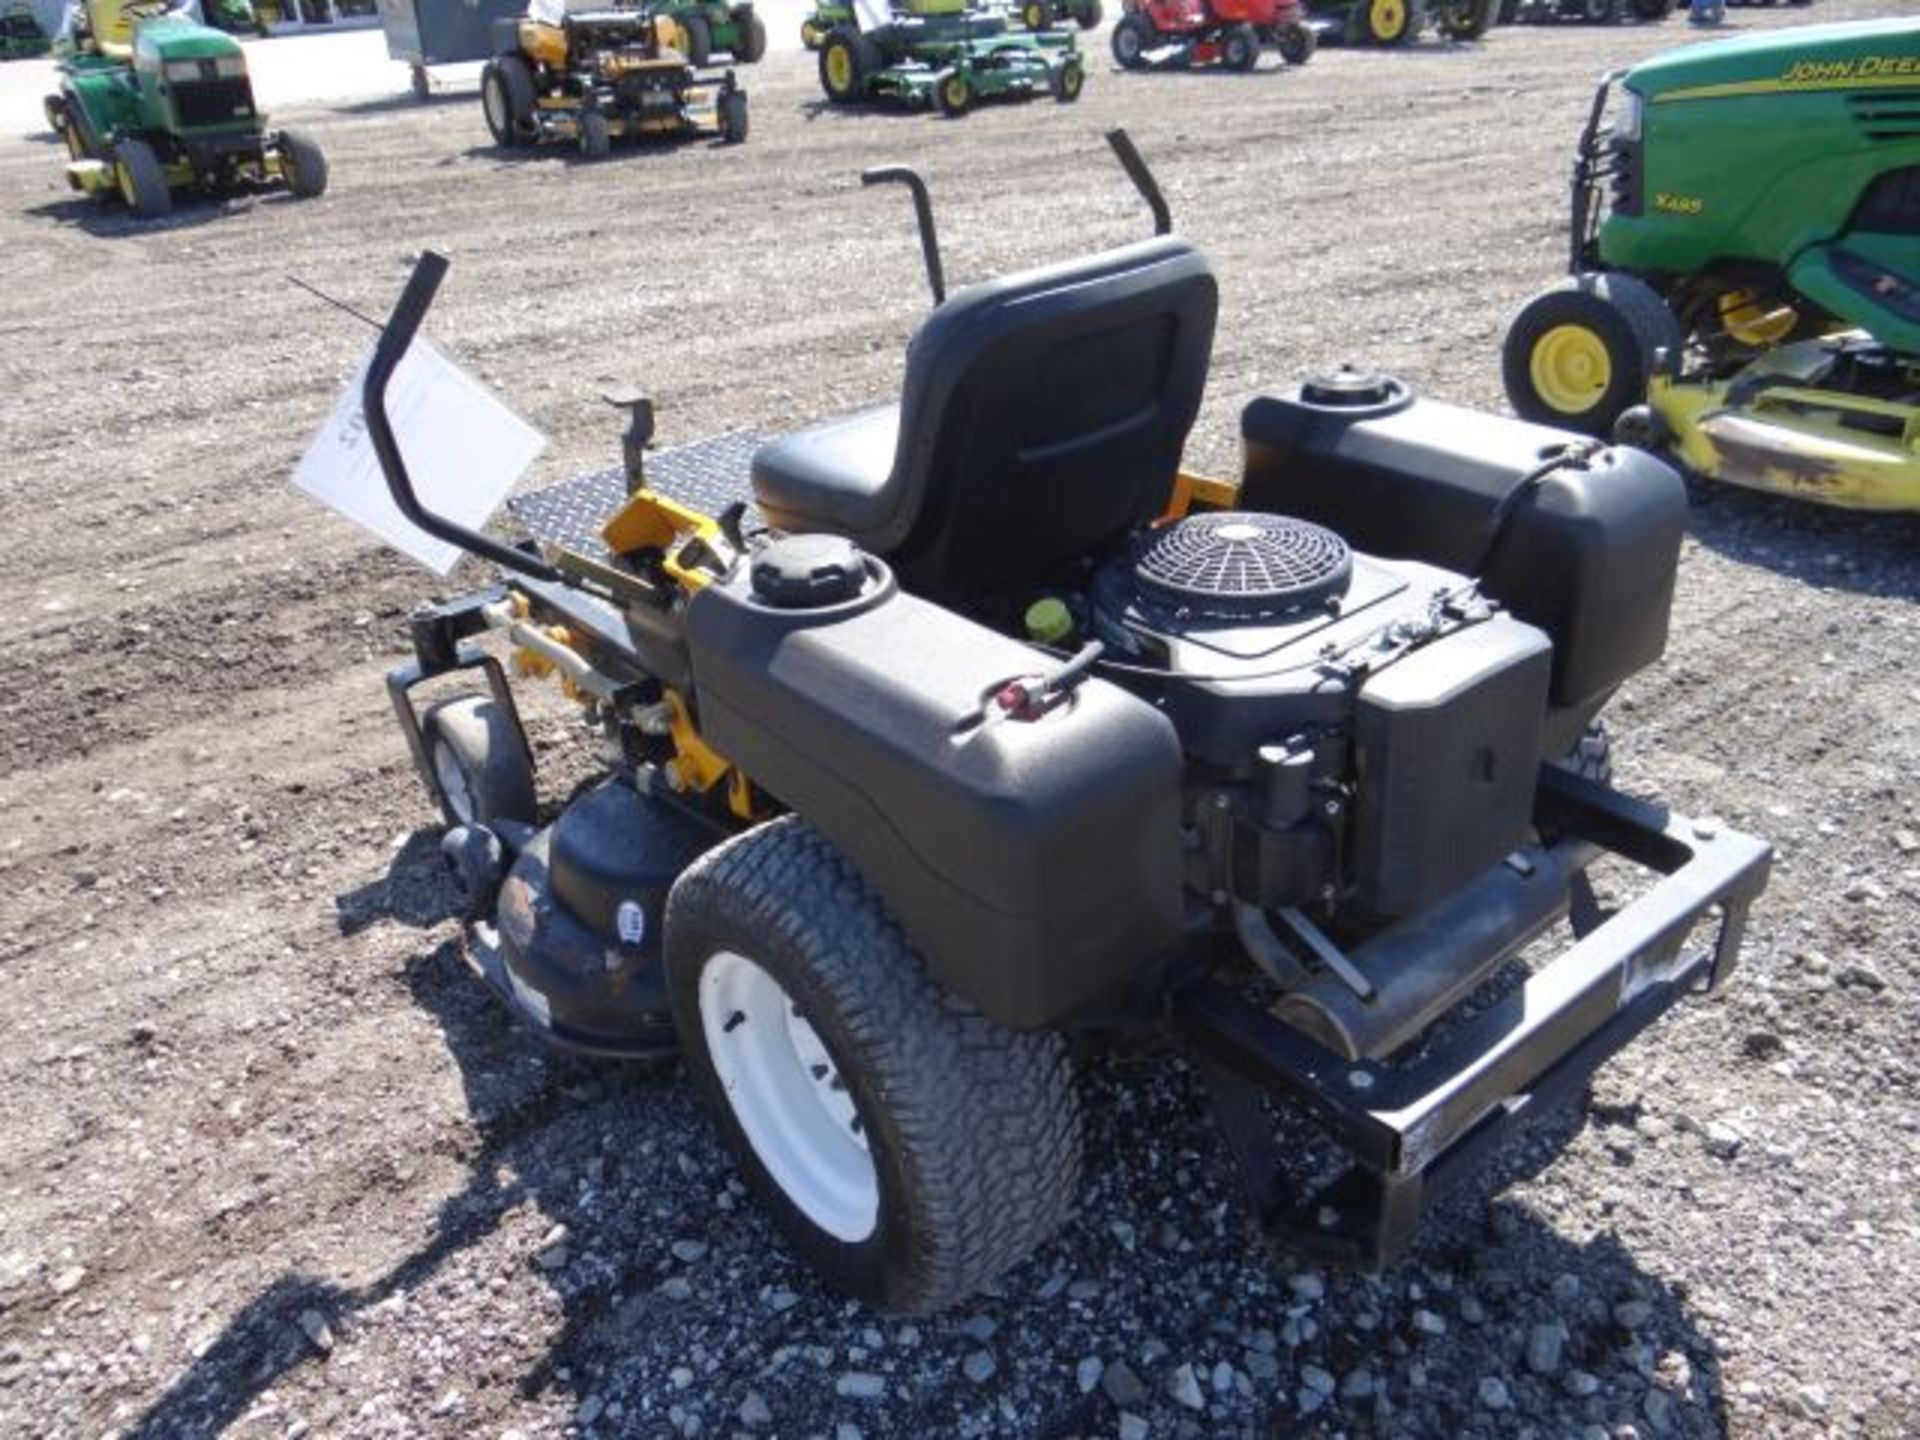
{"left": 2, "top": 4, "right": 1918, "bottom": 1437}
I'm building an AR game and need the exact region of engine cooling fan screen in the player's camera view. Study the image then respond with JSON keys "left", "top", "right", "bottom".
{"left": 1134, "top": 511, "right": 1353, "bottom": 618}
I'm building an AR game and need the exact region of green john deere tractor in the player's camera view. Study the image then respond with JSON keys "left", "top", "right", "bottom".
{"left": 815, "top": 0, "right": 1083, "bottom": 115}
{"left": 653, "top": 0, "right": 766, "bottom": 63}
{"left": 1502, "top": 18, "right": 1920, "bottom": 510}
{"left": 44, "top": 0, "right": 324, "bottom": 218}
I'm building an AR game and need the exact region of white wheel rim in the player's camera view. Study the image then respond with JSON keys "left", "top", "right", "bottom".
{"left": 699, "top": 949, "right": 878, "bottom": 1243}
{"left": 432, "top": 741, "right": 475, "bottom": 825}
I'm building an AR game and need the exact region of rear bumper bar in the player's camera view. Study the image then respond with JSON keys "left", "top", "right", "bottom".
{"left": 1170, "top": 765, "right": 1771, "bottom": 1268}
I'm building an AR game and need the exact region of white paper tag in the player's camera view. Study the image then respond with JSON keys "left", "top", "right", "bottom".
{"left": 293, "top": 339, "right": 546, "bottom": 576}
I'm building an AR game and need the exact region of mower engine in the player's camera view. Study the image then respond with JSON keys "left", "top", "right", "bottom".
{"left": 1089, "top": 508, "right": 1549, "bottom": 923}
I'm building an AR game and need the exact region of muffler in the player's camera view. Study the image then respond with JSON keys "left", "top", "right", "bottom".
{"left": 1255, "top": 846, "right": 1577, "bottom": 1062}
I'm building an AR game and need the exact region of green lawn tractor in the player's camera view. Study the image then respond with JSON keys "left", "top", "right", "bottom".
{"left": 2, "top": 3, "right": 52, "bottom": 57}
{"left": 480, "top": 0, "right": 748, "bottom": 156}
{"left": 1503, "top": 18, "right": 1920, "bottom": 510}
{"left": 343, "top": 131, "right": 1768, "bottom": 1313}
{"left": 651, "top": 0, "right": 766, "bottom": 64}
{"left": 1306, "top": 0, "right": 1496, "bottom": 47}
{"left": 816, "top": 0, "right": 1083, "bottom": 115}
{"left": 43, "top": 0, "right": 325, "bottom": 218}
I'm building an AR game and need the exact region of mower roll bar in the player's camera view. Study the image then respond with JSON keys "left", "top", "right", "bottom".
{"left": 1105, "top": 127, "right": 1172, "bottom": 238}
{"left": 861, "top": 129, "right": 1174, "bottom": 311}
{"left": 363, "top": 250, "right": 566, "bottom": 587}
{"left": 861, "top": 167, "right": 946, "bottom": 305}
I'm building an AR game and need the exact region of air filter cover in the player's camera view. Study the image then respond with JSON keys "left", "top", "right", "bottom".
{"left": 1134, "top": 511, "right": 1352, "bottom": 619}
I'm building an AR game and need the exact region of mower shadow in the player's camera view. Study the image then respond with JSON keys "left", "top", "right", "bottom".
{"left": 24, "top": 189, "right": 299, "bottom": 236}
{"left": 1684, "top": 480, "right": 1920, "bottom": 602}
{"left": 459, "top": 136, "right": 743, "bottom": 166}
{"left": 327, "top": 89, "right": 475, "bottom": 117}
{"left": 125, "top": 829, "right": 1732, "bottom": 1436}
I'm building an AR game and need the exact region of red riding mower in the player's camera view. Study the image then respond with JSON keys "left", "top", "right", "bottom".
{"left": 1113, "top": 0, "right": 1316, "bottom": 70}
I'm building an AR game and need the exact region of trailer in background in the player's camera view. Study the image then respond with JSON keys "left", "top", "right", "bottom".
{"left": 377, "top": 0, "right": 525, "bottom": 97}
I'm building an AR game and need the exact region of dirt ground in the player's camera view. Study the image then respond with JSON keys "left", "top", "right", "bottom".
{"left": 2, "top": 3, "right": 1918, "bottom": 1437}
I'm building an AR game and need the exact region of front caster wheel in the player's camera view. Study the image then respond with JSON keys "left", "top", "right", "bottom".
{"left": 666, "top": 818, "right": 1083, "bottom": 1314}
{"left": 421, "top": 694, "right": 537, "bottom": 830}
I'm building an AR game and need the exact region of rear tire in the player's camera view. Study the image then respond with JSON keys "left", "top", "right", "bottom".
{"left": 1502, "top": 273, "right": 1681, "bottom": 438}
{"left": 1111, "top": 11, "right": 1153, "bottom": 66}
{"left": 733, "top": 8, "right": 767, "bottom": 60}
{"left": 1357, "top": 0, "right": 1417, "bottom": 44}
{"left": 481, "top": 54, "right": 537, "bottom": 147}
{"left": 1579, "top": 0, "right": 1618, "bottom": 19}
{"left": 112, "top": 138, "right": 171, "bottom": 217}
{"left": 421, "top": 695, "right": 538, "bottom": 831}
{"left": 680, "top": 11, "right": 712, "bottom": 64}
{"left": 1077, "top": 0, "right": 1102, "bottom": 26}
{"left": 665, "top": 818, "right": 1083, "bottom": 1314}
{"left": 276, "top": 127, "right": 327, "bottom": 196}
{"left": 1022, "top": 0, "right": 1051, "bottom": 28}
{"left": 818, "top": 27, "right": 874, "bottom": 103}
{"left": 1631, "top": 0, "right": 1672, "bottom": 15}
{"left": 1277, "top": 21, "right": 1316, "bottom": 61}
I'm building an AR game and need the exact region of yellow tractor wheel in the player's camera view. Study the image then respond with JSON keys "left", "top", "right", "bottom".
{"left": 935, "top": 70, "right": 974, "bottom": 117}
{"left": 1528, "top": 325, "right": 1613, "bottom": 417}
{"left": 1502, "top": 272, "right": 1681, "bottom": 439}
{"left": 1363, "top": 0, "right": 1411, "bottom": 43}
{"left": 821, "top": 36, "right": 858, "bottom": 100}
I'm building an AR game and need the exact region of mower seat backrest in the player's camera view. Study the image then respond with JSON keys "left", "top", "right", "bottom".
{"left": 750, "top": 237, "right": 1218, "bottom": 602}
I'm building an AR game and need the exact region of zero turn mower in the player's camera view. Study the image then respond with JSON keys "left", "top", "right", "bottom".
{"left": 814, "top": 0, "right": 1083, "bottom": 115}
{"left": 1503, "top": 18, "right": 1920, "bottom": 509}
{"left": 480, "top": 0, "right": 747, "bottom": 155}
{"left": 346, "top": 131, "right": 1769, "bottom": 1312}
{"left": 1307, "top": 0, "right": 1495, "bottom": 47}
{"left": 1113, "top": 0, "right": 1316, "bottom": 71}
{"left": 42, "top": 0, "right": 324, "bottom": 217}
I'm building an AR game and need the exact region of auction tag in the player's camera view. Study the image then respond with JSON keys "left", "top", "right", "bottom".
{"left": 293, "top": 339, "right": 546, "bottom": 576}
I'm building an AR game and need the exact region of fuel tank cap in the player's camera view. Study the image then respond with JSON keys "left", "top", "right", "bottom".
{"left": 750, "top": 533, "right": 869, "bottom": 609}
{"left": 1299, "top": 365, "right": 1413, "bottom": 412}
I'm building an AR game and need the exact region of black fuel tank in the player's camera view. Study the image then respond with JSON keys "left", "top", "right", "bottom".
{"left": 683, "top": 554, "right": 1185, "bottom": 1031}
{"left": 1238, "top": 379, "right": 1686, "bottom": 711}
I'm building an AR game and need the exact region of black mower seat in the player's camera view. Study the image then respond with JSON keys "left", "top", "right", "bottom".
{"left": 749, "top": 404, "right": 899, "bottom": 536}
{"left": 751, "top": 236, "right": 1217, "bottom": 600}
